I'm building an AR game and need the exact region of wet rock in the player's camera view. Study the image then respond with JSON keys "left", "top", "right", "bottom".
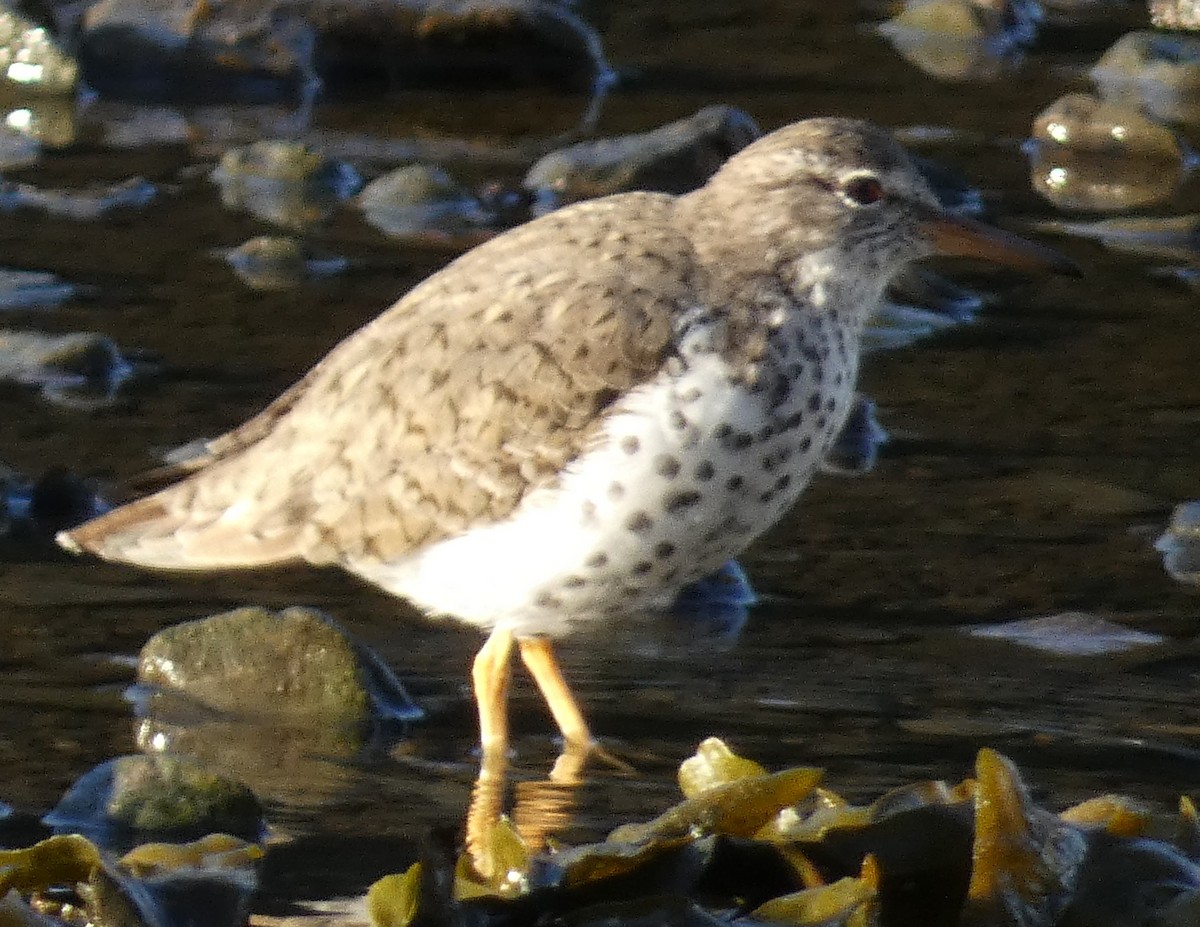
{"left": 524, "top": 105, "right": 761, "bottom": 215}
{"left": 137, "top": 605, "right": 423, "bottom": 728}
{"left": 748, "top": 858, "right": 880, "bottom": 927}
{"left": 76, "top": 0, "right": 610, "bottom": 103}
{"left": 355, "top": 742, "right": 1200, "bottom": 927}
{"left": 1150, "top": 0, "right": 1200, "bottom": 30}
{"left": 89, "top": 835, "right": 262, "bottom": 927}
{"left": 1092, "top": 31, "right": 1200, "bottom": 125}
{"left": 1028, "top": 93, "right": 1185, "bottom": 211}
{"left": 821, "top": 395, "right": 889, "bottom": 476}
{"left": 877, "top": 0, "right": 1040, "bottom": 82}
{"left": 0, "top": 269, "right": 75, "bottom": 309}
{"left": 220, "top": 235, "right": 347, "bottom": 290}
{"left": 0, "top": 2, "right": 78, "bottom": 94}
{"left": 212, "top": 139, "right": 360, "bottom": 230}
{"left": 0, "top": 176, "right": 155, "bottom": 219}
{"left": 0, "top": 330, "right": 133, "bottom": 409}
{"left": 963, "top": 749, "right": 1088, "bottom": 926}
{"left": 678, "top": 737, "right": 767, "bottom": 799}
{"left": 0, "top": 832, "right": 262, "bottom": 927}
{"left": 964, "top": 612, "right": 1166, "bottom": 656}
{"left": 1156, "top": 501, "right": 1200, "bottom": 583}
{"left": 1064, "top": 834, "right": 1200, "bottom": 926}
{"left": 358, "top": 163, "right": 493, "bottom": 241}
{"left": 43, "top": 755, "right": 264, "bottom": 845}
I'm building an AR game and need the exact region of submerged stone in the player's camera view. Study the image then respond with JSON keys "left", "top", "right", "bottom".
{"left": 1150, "top": 0, "right": 1200, "bottom": 30}
{"left": 0, "top": 176, "right": 155, "bottom": 219}
{"left": 358, "top": 163, "right": 493, "bottom": 240}
{"left": 212, "top": 140, "right": 360, "bottom": 229}
{"left": 0, "top": 2, "right": 78, "bottom": 94}
{"left": 0, "top": 269, "right": 75, "bottom": 310}
{"left": 1028, "top": 93, "right": 1184, "bottom": 211}
{"left": 77, "top": 0, "right": 610, "bottom": 103}
{"left": 0, "top": 329, "right": 133, "bottom": 409}
{"left": 43, "top": 755, "right": 264, "bottom": 845}
{"left": 524, "top": 105, "right": 761, "bottom": 215}
{"left": 965, "top": 612, "right": 1166, "bottom": 656}
{"left": 877, "top": 0, "right": 1039, "bottom": 82}
{"left": 1092, "top": 31, "right": 1200, "bottom": 125}
{"left": 138, "top": 605, "right": 423, "bottom": 727}
{"left": 221, "top": 235, "right": 347, "bottom": 290}
{"left": 1156, "top": 501, "right": 1200, "bottom": 584}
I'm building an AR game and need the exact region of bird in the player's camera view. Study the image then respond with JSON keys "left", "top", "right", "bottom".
{"left": 58, "top": 117, "right": 1075, "bottom": 835}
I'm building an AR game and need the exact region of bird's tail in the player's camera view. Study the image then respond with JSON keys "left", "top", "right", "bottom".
{"left": 57, "top": 481, "right": 304, "bottom": 571}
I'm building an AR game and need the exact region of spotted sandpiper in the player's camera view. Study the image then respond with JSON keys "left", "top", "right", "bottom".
{"left": 59, "top": 116, "right": 1075, "bottom": 847}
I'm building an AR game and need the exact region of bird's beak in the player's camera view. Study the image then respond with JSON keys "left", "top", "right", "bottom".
{"left": 920, "top": 210, "right": 1082, "bottom": 277}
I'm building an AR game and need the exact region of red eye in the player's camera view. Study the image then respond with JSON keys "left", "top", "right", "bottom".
{"left": 841, "top": 175, "right": 885, "bottom": 206}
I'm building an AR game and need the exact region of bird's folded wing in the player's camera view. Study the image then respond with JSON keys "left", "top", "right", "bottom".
{"left": 63, "top": 193, "right": 698, "bottom": 570}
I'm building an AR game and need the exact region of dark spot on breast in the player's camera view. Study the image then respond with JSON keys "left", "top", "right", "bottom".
{"left": 535, "top": 592, "right": 562, "bottom": 609}
{"left": 721, "top": 430, "right": 753, "bottom": 451}
{"left": 807, "top": 393, "right": 821, "bottom": 412}
{"left": 654, "top": 541, "right": 676, "bottom": 559}
{"left": 824, "top": 397, "right": 836, "bottom": 413}
{"left": 758, "top": 424, "right": 775, "bottom": 441}
{"left": 581, "top": 500, "right": 598, "bottom": 525}
{"left": 727, "top": 475, "right": 745, "bottom": 491}
{"left": 563, "top": 575, "right": 587, "bottom": 589}
{"left": 665, "top": 489, "right": 702, "bottom": 514}
{"left": 608, "top": 481, "right": 626, "bottom": 500}
{"left": 627, "top": 511, "right": 654, "bottom": 533}
{"left": 800, "top": 436, "right": 813, "bottom": 453}
{"left": 816, "top": 415, "right": 828, "bottom": 430}
{"left": 586, "top": 552, "right": 609, "bottom": 569}
{"left": 694, "top": 460, "right": 715, "bottom": 481}
{"left": 632, "top": 561, "right": 654, "bottom": 576}
{"left": 655, "top": 454, "right": 681, "bottom": 478}
{"left": 775, "top": 474, "right": 792, "bottom": 492}
{"left": 620, "top": 435, "right": 641, "bottom": 454}
{"left": 714, "top": 423, "right": 733, "bottom": 441}
{"left": 669, "top": 411, "right": 689, "bottom": 431}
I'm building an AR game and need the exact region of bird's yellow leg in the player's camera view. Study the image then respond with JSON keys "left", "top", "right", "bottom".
{"left": 516, "top": 635, "right": 591, "bottom": 749}
{"left": 517, "top": 635, "right": 635, "bottom": 780}
{"left": 466, "top": 627, "right": 514, "bottom": 879}
{"left": 474, "top": 627, "right": 515, "bottom": 754}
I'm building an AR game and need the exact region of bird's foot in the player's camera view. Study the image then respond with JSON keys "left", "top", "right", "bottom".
{"left": 550, "top": 737, "right": 636, "bottom": 782}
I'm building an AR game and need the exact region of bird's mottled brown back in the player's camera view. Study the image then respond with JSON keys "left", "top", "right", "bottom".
{"left": 87, "top": 193, "right": 692, "bottom": 568}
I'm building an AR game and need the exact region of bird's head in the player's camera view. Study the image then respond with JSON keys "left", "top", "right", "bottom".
{"left": 686, "top": 117, "right": 1077, "bottom": 308}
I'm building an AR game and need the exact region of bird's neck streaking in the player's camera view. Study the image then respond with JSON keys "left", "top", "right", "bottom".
{"left": 689, "top": 241, "right": 881, "bottom": 384}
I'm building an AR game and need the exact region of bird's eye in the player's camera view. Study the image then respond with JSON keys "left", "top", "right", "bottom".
{"left": 840, "top": 174, "right": 885, "bottom": 206}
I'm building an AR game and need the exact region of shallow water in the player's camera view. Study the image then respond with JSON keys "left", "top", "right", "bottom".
{"left": 4, "top": 0, "right": 1200, "bottom": 909}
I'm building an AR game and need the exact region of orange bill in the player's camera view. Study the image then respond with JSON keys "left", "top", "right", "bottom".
{"left": 921, "top": 210, "right": 1081, "bottom": 277}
